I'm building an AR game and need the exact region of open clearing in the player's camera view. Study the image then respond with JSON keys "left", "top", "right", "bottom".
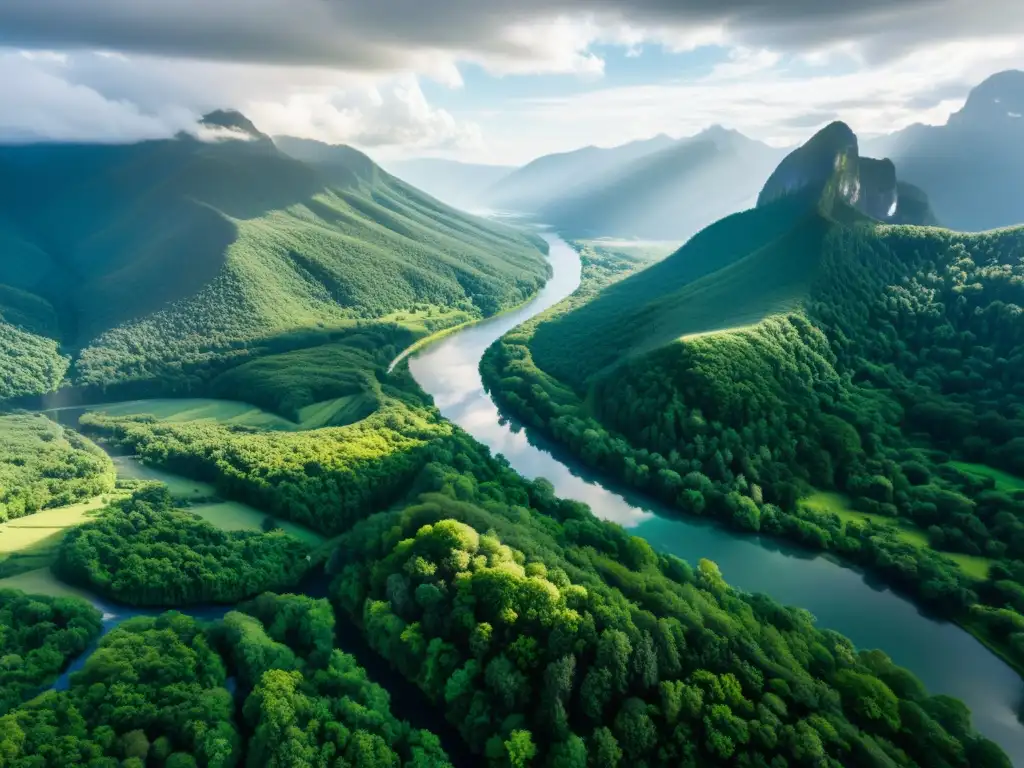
{"left": 191, "top": 500, "right": 324, "bottom": 545}
{"left": 0, "top": 567, "right": 102, "bottom": 602}
{"left": 801, "top": 490, "right": 993, "bottom": 580}
{"left": 112, "top": 455, "right": 217, "bottom": 498}
{"left": 85, "top": 396, "right": 378, "bottom": 433}
{"left": 0, "top": 496, "right": 121, "bottom": 578}
{"left": 949, "top": 461, "right": 1024, "bottom": 492}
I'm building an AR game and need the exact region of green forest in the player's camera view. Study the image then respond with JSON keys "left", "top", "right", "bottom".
{"left": 0, "top": 594, "right": 452, "bottom": 767}
{"left": 55, "top": 486, "right": 314, "bottom": 606}
{"left": 0, "top": 589, "right": 102, "bottom": 715}
{"left": 0, "top": 118, "right": 1019, "bottom": 766}
{"left": 482, "top": 191, "right": 1024, "bottom": 675}
{"left": 0, "top": 128, "right": 549, "bottom": 404}
{"left": 0, "top": 413, "right": 115, "bottom": 522}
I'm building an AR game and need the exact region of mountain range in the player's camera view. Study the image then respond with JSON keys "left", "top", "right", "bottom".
{"left": 863, "top": 69, "right": 1024, "bottom": 232}
{"left": 0, "top": 111, "right": 550, "bottom": 404}
{"left": 386, "top": 69, "right": 1023, "bottom": 241}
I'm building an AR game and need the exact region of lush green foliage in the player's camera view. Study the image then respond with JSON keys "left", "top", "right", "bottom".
{"left": 0, "top": 612, "right": 239, "bottom": 767}
{"left": 484, "top": 196, "right": 1024, "bottom": 671}
{"left": 0, "top": 129, "right": 548, "bottom": 403}
{"left": 327, "top": 432, "right": 1010, "bottom": 767}
{"left": 0, "top": 594, "right": 454, "bottom": 767}
{"left": 55, "top": 487, "right": 313, "bottom": 606}
{"left": 0, "top": 589, "right": 102, "bottom": 715}
{"left": 215, "top": 592, "right": 453, "bottom": 768}
{"left": 0, "top": 414, "right": 115, "bottom": 522}
{"left": 80, "top": 393, "right": 452, "bottom": 536}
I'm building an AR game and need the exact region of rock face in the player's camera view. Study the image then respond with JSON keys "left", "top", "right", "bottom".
{"left": 757, "top": 121, "right": 860, "bottom": 209}
{"left": 757, "top": 121, "right": 934, "bottom": 225}
{"left": 857, "top": 157, "right": 898, "bottom": 220}
{"left": 948, "top": 69, "right": 1024, "bottom": 134}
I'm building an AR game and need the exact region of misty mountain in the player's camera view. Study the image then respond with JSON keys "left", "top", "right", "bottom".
{"left": 483, "top": 133, "right": 676, "bottom": 212}
{"left": 382, "top": 158, "right": 514, "bottom": 211}
{"left": 538, "top": 126, "right": 785, "bottom": 241}
{"left": 863, "top": 70, "right": 1024, "bottom": 231}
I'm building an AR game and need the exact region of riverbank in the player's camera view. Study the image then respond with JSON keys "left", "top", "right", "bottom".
{"left": 406, "top": 232, "right": 1024, "bottom": 763}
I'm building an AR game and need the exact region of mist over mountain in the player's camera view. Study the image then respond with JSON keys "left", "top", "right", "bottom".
{"left": 383, "top": 158, "right": 514, "bottom": 211}
{"left": 483, "top": 133, "right": 676, "bottom": 212}
{"left": 864, "top": 70, "right": 1024, "bottom": 231}
{"left": 539, "top": 126, "right": 784, "bottom": 241}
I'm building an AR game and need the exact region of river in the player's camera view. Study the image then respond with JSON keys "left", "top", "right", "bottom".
{"left": 407, "top": 232, "right": 1024, "bottom": 764}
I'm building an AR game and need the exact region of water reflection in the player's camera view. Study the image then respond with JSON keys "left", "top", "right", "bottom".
{"left": 408, "top": 233, "right": 1024, "bottom": 764}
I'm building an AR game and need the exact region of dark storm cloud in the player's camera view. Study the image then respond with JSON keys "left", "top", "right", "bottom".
{"left": 0, "top": 0, "right": 1019, "bottom": 69}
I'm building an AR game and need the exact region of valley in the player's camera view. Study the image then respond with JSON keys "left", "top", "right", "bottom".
{"left": 1, "top": 103, "right": 1021, "bottom": 767}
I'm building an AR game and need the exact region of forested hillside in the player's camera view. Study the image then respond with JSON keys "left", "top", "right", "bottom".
{"left": 483, "top": 121, "right": 1024, "bottom": 675}
{"left": 0, "top": 596, "right": 453, "bottom": 767}
{"left": 0, "top": 115, "right": 549, "bottom": 403}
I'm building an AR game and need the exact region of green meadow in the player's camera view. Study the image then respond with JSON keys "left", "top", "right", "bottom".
{"left": 800, "top": 491, "right": 993, "bottom": 580}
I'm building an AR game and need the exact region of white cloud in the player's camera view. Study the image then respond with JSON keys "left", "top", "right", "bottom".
{"left": 467, "top": 35, "right": 1024, "bottom": 163}
{"left": 0, "top": 49, "right": 481, "bottom": 152}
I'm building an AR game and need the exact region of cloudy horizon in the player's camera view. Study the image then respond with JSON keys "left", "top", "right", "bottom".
{"left": 0, "top": 0, "right": 1022, "bottom": 164}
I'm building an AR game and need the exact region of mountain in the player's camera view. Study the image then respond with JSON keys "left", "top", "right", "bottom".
{"left": 0, "top": 115, "right": 550, "bottom": 403}
{"left": 483, "top": 133, "right": 676, "bottom": 212}
{"left": 536, "top": 126, "right": 785, "bottom": 241}
{"left": 382, "top": 157, "right": 514, "bottom": 211}
{"left": 863, "top": 70, "right": 1024, "bottom": 230}
{"left": 529, "top": 121, "right": 937, "bottom": 382}
{"left": 486, "top": 120, "right": 1024, "bottom": 678}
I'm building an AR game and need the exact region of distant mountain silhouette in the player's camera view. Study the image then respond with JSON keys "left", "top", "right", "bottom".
{"left": 536, "top": 126, "right": 784, "bottom": 241}
{"left": 864, "top": 70, "right": 1024, "bottom": 230}
{"left": 384, "top": 158, "right": 514, "bottom": 211}
{"left": 483, "top": 134, "right": 676, "bottom": 212}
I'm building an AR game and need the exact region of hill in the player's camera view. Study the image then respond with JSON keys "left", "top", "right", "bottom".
{"left": 485, "top": 120, "right": 1024, "bottom": 672}
{"left": 483, "top": 133, "right": 676, "bottom": 212}
{"left": 538, "top": 127, "right": 785, "bottom": 240}
{"left": 0, "top": 116, "right": 550, "bottom": 403}
{"left": 863, "top": 70, "right": 1024, "bottom": 230}
{"left": 382, "top": 157, "right": 514, "bottom": 210}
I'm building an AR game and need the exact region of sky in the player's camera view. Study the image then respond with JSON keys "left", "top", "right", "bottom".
{"left": 0, "top": 0, "right": 1022, "bottom": 165}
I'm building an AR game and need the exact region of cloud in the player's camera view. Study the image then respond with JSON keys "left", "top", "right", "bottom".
{"left": 476, "top": 34, "right": 1024, "bottom": 160}
{"left": 0, "top": 50, "right": 480, "bottom": 150}
{"left": 1, "top": 0, "right": 1021, "bottom": 79}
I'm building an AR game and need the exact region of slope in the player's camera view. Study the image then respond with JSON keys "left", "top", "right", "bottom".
{"left": 486, "top": 119, "right": 1024, "bottom": 674}
{"left": 0, "top": 116, "right": 550, "bottom": 401}
{"left": 483, "top": 133, "right": 675, "bottom": 212}
{"left": 538, "top": 127, "right": 785, "bottom": 240}
{"left": 864, "top": 70, "right": 1024, "bottom": 230}
{"left": 382, "top": 156, "right": 514, "bottom": 210}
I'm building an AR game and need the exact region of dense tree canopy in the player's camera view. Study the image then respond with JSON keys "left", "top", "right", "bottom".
{"left": 0, "top": 589, "right": 102, "bottom": 716}
{"left": 0, "top": 414, "right": 115, "bottom": 523}
{"left": 55, "top": 487, "right": 313, "bottom": 606}
{"left": 327, "top": 436, "right": 1011, "bottom": 767}
{"left": 483, "top": 221, "right": 1024, "bottom": 674}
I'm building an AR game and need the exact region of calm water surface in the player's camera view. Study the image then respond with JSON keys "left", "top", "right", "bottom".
{"left": 408, "top": 232, "right": 1024, "bottom": 764}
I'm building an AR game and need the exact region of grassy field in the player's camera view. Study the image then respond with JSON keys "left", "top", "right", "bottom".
{"left": 0, "top": 567, "right": 103, "bottom": 602}
{"left": 111, "top": 455, "right": 217, "bottom": 499}
{"left": 91, "top": 399, "right": 296, "bottom": 429}
{"left": 190, "top": 500, "right": 324, "bottom": 545}
{"left": 949, "top": 461, "right": 1024, "bottom": 492}
{"left": 0, "top": 496, "right": 119, "bottom": 578}
{"left": 800, "top": 491, "right": 993, "bottom": 580}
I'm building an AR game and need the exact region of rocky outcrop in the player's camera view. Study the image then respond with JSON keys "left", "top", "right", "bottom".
{"left": 756, "top": 121, "right": 860, "bottom": 209}
{"left": 757, "top": 121, "right": 935, "bottom": 225}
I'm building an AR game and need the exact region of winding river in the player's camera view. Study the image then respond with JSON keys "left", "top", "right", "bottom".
{"left": 407, "top": 232, "right": 1024, "bottom": 764}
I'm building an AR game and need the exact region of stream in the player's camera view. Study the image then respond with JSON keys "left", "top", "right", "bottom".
{"left": 406, "top": 232, "right": 1024, "bottom": 764}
